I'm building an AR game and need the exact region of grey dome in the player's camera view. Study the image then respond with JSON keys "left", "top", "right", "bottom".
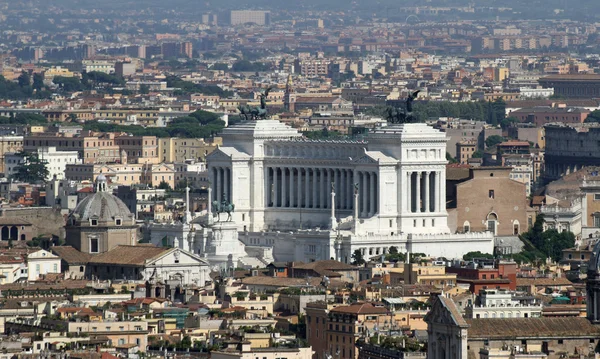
{"left": 69, "top": 176, "right": 133, "bottom": 223}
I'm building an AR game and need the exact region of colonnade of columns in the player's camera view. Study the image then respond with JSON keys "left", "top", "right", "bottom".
{"left": 210, "top": 167, "right": 232, "bottom": 202}
{"left": 406, "top": 170, "right": 442, "bottom": 213}
{"left": 267, "top": 167, "right": 374, "bottom": 212}
{"left": 355, "top": 171, "right": 378, "bottom": 217}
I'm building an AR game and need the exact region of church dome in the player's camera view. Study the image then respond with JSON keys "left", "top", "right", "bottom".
{"left": 69, "top": 175, "right": 133, "bottom": 224}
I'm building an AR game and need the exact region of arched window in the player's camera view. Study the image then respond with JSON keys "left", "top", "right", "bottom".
{"left": 463, "top": 221, "right": 470, "bottom": 233}
{"left": 513, "top": 220, "right": 520, "bottom": 235}
{"left": 487, "top": 213, "right": 498, "bottom": 235}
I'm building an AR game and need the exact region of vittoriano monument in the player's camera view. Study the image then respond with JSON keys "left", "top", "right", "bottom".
{"left": 386, "top": 90, "right": 421, "bottom": 124}
{"left": 238, "top": 86, "right": 274, "bottom": 121}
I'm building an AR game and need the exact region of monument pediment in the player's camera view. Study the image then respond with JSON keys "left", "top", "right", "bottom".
{"left": 206, "top": 147, "right": 249, "bottom": 162}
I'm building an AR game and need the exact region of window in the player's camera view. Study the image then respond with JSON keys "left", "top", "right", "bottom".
{"left": 594, "top": 194, "right": 600, "bottom": 201}
{"left": 463, "top": 221, "right": 470, "bottom": 233}
{"left": 489, "top": 190, "right": 495, "bottom": 199}
{"left": 90, "top": 238, "right": 99, "bottom": 253}
{"left": 115, "top": 219, "right": 122, "bottom": 226}
{"left": 53, "top": 264, "right": 58, "bottom": 272}
{"left": 594, "top": 214, "right": 600, "bottom": 228}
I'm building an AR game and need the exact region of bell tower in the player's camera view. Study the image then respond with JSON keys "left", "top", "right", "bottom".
{"left": 284, "top": 74, "right": 296, "bottom": 113}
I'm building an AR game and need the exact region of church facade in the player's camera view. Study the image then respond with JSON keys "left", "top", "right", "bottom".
{"left": 205, "top": 119, "right": 493, "bottom": 263}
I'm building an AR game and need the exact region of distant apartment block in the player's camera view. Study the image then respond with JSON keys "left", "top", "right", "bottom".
{"left": 230, "top": 10, "right": 271, "bottom": 26}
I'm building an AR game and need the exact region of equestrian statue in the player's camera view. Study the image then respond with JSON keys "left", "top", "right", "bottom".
{"left": 212, "top": 194, "right": 235, "bottom": 222}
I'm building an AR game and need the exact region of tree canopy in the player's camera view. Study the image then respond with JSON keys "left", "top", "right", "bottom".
{"left": 166, "top": 75, "right": 233, "bottom": 97}
{"left": 511, "top": 214, "right": 576, "bottom": 263}
{"left": 0, "top": 74, "right": 51, "bottom": 100}
{"left": 11, "top": 152, "right": 49, "bottom": 183}
{"left": 83, "top": 110, "right": 224, "bottom": 139}
{"left": 485, "top": 135, "right": 505, "bottom": 148}
{"left": 351, "top": 249, "right": 365, "bottom": 265}
{"left": 410, "top": 99, "right": 506, "bottom": 124}
{"left": 463, "top": 251, "right": 494, "bottom": 261}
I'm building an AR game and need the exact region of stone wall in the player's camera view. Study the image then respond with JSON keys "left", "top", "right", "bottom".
{"left": 0, "top": 207, "right": 65, "bottom": 239}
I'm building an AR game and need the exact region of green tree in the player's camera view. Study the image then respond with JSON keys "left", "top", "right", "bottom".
{"left": 139, "top": 84, "right": 150, "bottom": 94}
{"left": 351, "top": 249, "right": 365, "bottom": 265}
{"left": 53, "top": 76, "right": 84, "bottom": 92}
{"left": 32, "top": 73, "right": 44, "bottom": 91}
{"left": 180, "top": 336, "right": 192, "bottom": 349}
{"left": 463, "top": 251, "right": 494, "bottom": 261}
{"left": 586, "top": 110, "right": 600, "bottom": 123}
{"left": 157, "top": 181, "right": 172, "bottom": 191}
{"left": 18, "top": 71, "right": 30, "bottom": 87}
{"left": 485, "top": 135, "right": 505, "bottom": 148}
{"left": 12, "top": 152, "right": 49, "bottom": 183}
{"left": 446, "top": 152, "right": 458, "bottom": 163}
{"left": 500, "top": 116, "right": 519, "bottom": 129}
{"left": 472, "top": 150, "right": 483, "bottom": 158}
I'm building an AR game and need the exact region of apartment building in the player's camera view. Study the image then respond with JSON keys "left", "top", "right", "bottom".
{"left": 158, "top": 137, "right": 219, "bottom": 163}
{"left": 0, "top": 136, "right": 23, "bottom": 175}
{"left": 65, "top": 162, "right": 176, "bottom": 188}
{"left": 115, "top": 135, "right": 160, "bottom": 164}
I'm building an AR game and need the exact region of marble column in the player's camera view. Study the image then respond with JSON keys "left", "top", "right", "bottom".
{"left": 369, "top": 172, "right": 376, "bottom": 216}
{"left": 212, "top": 167, "right": 217, "bottom": 202}
{"left": 216, "top": 167, "right": 222, "bottom": 203}
{"left": 281, "top": 167, "right": 287, "bottom": 207}
{"left": 435, "top": 171, "right": 441, "bottom": 212}
{"left": 289, "top": 168, "right": 295, "bottom": 208}
{"left": 320, "top": 168, "right": 327, "bottom": 209}
{"left": 312, "top": 168, "right": 318, "bottom": 208}
{"left": 297, "top": 168, "right": 303, "bottom": 208}
{"left": 305, "top": 168, "right": 311, "bottom": 208}
{"left": 334, "top": 169, "right": 340, "bottom": 209}
{"left": 416, "top": 171, "right": 421, "bottom": 213}
{"left": 223, "top": 168, "right": 230, "bottom": 202}
{"left": 327, "top": 169, "right": 332, "bottom": 209}
{"left": 424, "top": 171, "right": 430, "bottom": 213}
{"left": 362, "top": 172, "right": 368, "bottom": 217}
{"left": 406, "top": 171, "right": 412, "bottom": 213}
{"left": 273, "top": 167, "right": 279, "bottom": 207}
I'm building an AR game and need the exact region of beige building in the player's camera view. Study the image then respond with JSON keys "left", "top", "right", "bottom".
{"left": 158, "top": 137, "right": 219, "bottom": 163}
{"left": 0, "top": 136, "right": 23, "bottom": 175}
{"left": 448, "top": 167, "right": 530, "bottom": 236}
{"left": 115, "top": 135, "right": 160, "bottom": 164}
{"left": 306, "top": 302, "right": 393, "bottom": 359}
{"left": 212, "top": 344, "right": 312, "bottom": 359}
{"left": 404, "top": 262, "right": 457, "bottom": 288}
{"left": 65, "top": 162, "right": 177, "bottom": 189}
{"left": 456, "top": 141, "right": 477, "bottom": 165}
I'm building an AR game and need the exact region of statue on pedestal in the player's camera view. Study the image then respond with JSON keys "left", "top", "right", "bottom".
{"left": 386, "top": 90, "right": 421, "bottom": 124}
{"left": 212, "top": 194, "right": 235, "bottom": 222}
{"left": 238, "top": 86, "right": 274, "bottom": 121}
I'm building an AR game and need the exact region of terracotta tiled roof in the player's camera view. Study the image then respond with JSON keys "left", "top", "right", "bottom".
{"left": 52, "top": 246, "right": 92, "bottom": 264}
{"left": 89, "top": 245, "right": 168, "bottom": 266}
{"left": 466, "top": 317, "right": 600, "bottom": 339}
{"left": 241, "top": 276, "right": 328, "bottom": 288}
{"left": 293, "top": 259, "right": 357, "bottom": 272}
{"left": 330, "top": 302, "right": 389, "bottom": 315}
{"left": 516, "top": 277, "right": 573, "bottom": 287}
